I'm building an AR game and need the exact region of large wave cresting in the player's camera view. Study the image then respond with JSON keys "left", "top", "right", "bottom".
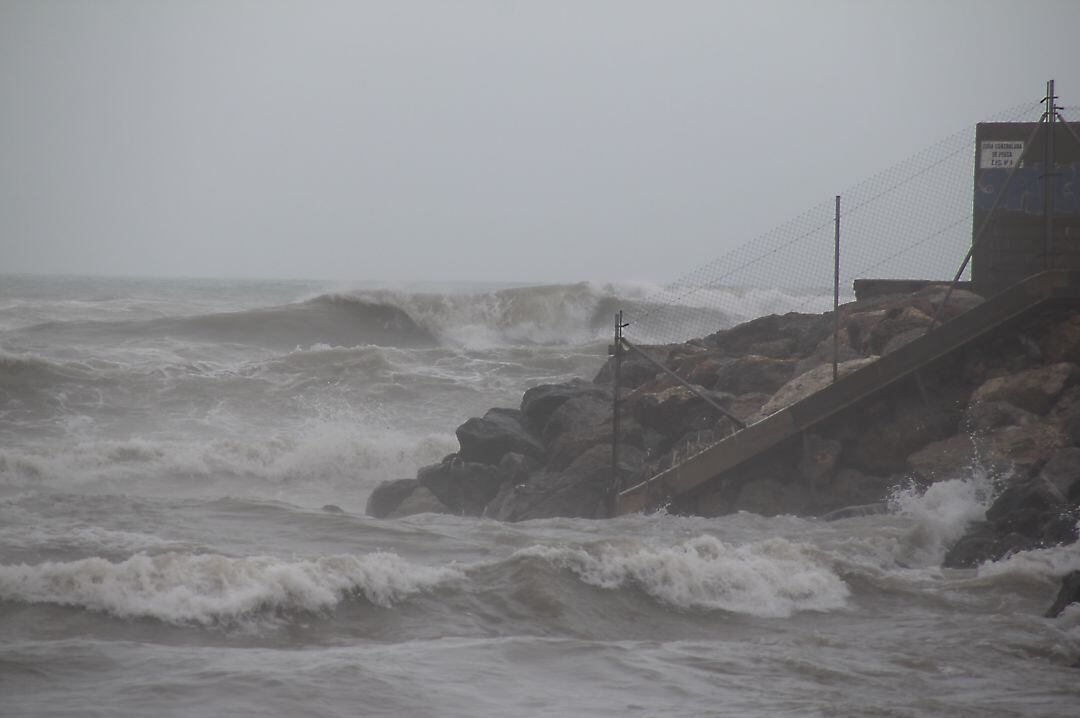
{"left": 1, "top": 275, "right": 1078, "bottom": 718}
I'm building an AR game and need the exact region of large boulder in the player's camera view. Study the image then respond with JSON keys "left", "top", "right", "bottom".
{"left": 486, "top": 444, "right": 645, "bottom": 521}
{"left": 417, "top": 458, "right": 508, "bottom": 516}
{"left": 943, "top": 523, "right": 1035, "bottom": 568}
{"left": 968, "top": 362, "right": 1080, "bottom": 416}
{"left": 631, "top": 384, "right": 734, "bottom": 448}
{"left": 456, "top": 408, "right": 545, "bottom": 465}
{"left": 1046, "top": 570, "right": 1080, "bottom": 618}
{"left": 593, "top": 346, "right": 666, "bottom": 389}
{"left": 795, "top": 329, "right": 864, "bottom": 375}
{"left": 1040, "top": 313, "right": 1080, "bottom": 365}
{"left": 754, "top": 358, "right": 877, "bottom": 421}
{"left": 521, "top": 380, "right": 609, "bottom": 428}
{"left": 711, "top": 355, "right": 797, "bottom": 395}
{"left": 366, "top": 478, "right": 420, "bottom": 518}
{"left": 964, "top": 399, "right": 1039, "bottom": 434}
{"left": 905, "top": 434, "right": 976, "bottom": 484}
{"left": 389, "top": 486, "right": 453, "bottom": 518}
{"left": 704, "top": 312, "right": 830, "bottom": 358}
{"left": 866, "top": 306, "right": 933, "bottom": 355}
{"left": 976, "top": 423, "right": 1068, "bottom": 476}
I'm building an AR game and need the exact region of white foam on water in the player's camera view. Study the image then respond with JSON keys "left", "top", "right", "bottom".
{"left": 973, "top": 538, "right": 1080, "bottom": 584}
{"left": 0, "top": 524, "right": 175, "bottom": 555}
{"left": 516, "top": 535, "right": 850, "bottom": 617}
{"left": 0, "top": 428, "right": 455, "bottom": 500}
{"left": 887, "top": 475, "right": 994, "bottom": 567}
{"left": 0, "top": 551, "right": 463, "bottom": 625}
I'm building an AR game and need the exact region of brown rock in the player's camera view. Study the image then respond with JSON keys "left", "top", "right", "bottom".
{"left": 977, "top": 423, "right": 1069, "bottom": 474}
{"left": 712, "top": 355, "right": 797, "bottom": 395}
{"left": 964, "top": 400, "right": 1039, "bottom": 434}
{"left": 969, "top": 362, "right": 1080, "bottom": 416}
{"left": 755, "top": 358, "right": 877, "bottom": 420}
{"left": 906, "top": 434, "right": 976, "bottom": 483}
{"left": 1040, "top": 313, "right": 1080, "bottom": 364}
{"left": 866, "top": 306, "right": 933, "bottom": 355}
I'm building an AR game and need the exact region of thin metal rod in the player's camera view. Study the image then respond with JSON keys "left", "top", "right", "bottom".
{"left": 620, "top": 337, "right": 747, "bottom": 429}
{"left": 1044, "top": 80, "right": 1057, "bottom": 269}
{"left": 928, "top": 119, "right": 1046, "bottom": 331}
{"left": 833, "top": 195, "right": 841, "bottom": 384}
{"left": 609, "top": 311, "right": 625, "bottom": 515}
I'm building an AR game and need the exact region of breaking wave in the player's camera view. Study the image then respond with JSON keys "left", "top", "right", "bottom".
{"left": 513, "top": 535, "right": 850, "bottom": 617}
{"left": 0, "top": 551, "right": 463, "bottom": 625}
{"left": 7, "top": 281, "right": 832, "bottom": 353}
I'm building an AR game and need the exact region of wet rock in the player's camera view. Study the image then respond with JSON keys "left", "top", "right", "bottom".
{"left": 819, "top": 468, "right": 894, "bottom": 512}
{"left": 969, "top": 362, "right": 1080, "bottom": 416}
{"left": 1037, "top": 448, "right": 1080, "bottom": 502}
{"left": 964, "top": 400, "right": 1039, "bottom": 434}
{"left": 754, "top": 358, "right": 877, "bottom": 420}
{"left": 456, "top": 408, "right": 545, "bottom": 465}
{"left": 390, "top": 486, "right": 453, "bottom": 518}
{"left": 521, "top": 380, "right": 609, "bottom": 428}
{"left": 943, "top": 523, "right": 1036, "bottom": 568}
{"left": 593, "top": 346, "right": 666, "bottom": 389}
{"left": 487, "top": 444, "right": 644, "bottom": 522}
{"left": 795, "top": 329, "right": 864, "bottom": 375}
{"left": 631, "top": 384, "right": 733, "bottom": 445}
{"left": 844, "top": 390, "right": 962, "bottom": 476}
{"left": 418, "top": 459, "right": 506, "bottom": 516}
{"left": 977, "top": 423, "right": 1068, "bottom": 475}
{"left": 1046, "top": 570, "right": 1080, "bottom": 618}
{"left": 906, "top": 434, "right": 976, "bottom": 484}
{"left": 1040, "top": 313, "right": 1080, "bottom": 365}
{"left": 1049, "top": 386, "right": 1080, "bottom": 445}
{"left": 866, "top": 306, "right": 933, "bottom": 355}
{"left": 321, "top": 504, "right": 345, "bottom": 514}
{"left": 704, "top": 312, "right": 829, "bottom": 358}
{"left": 711, "top": 355, "right": 797, "bottom": 396}
{"left": 798, "top": 433, "right": 842, "bottom": 484}
{"left": 366, "top": 478, "right": 419, "bottom": 518}
{"left": 882, "top": 327, "right": 928, "bottom": 355}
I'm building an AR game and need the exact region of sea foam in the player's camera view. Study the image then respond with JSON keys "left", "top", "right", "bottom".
{"left": 0, "top": 551, "right": 462, "bottom": 625}
{"left": 516, "top": 535, "right": 849, "bottom": 617}
{"left": 887, "top": 475, "right": 994, "bottom": 567}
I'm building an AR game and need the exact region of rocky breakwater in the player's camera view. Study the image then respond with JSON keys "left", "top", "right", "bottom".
{"left": 368, "top": 284, "right": 1080, "bottom": 592}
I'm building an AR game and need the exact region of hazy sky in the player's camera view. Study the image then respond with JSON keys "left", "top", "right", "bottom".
{"left": 2, "top": 1, "right": 1078, "bottom": 283}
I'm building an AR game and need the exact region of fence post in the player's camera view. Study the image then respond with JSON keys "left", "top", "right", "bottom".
{"left": 833, "top": 194, "right": 841, "bottom": 383}
{"left": 609, "top": 311, "right": 624, "bottom": 515}
{"left": 1043, "top": 79, "right": 1057, "bottom": 270}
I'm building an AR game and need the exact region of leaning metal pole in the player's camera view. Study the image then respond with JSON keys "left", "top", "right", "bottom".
{"left": 927, "top": 119, "right": 1045, "bottom": 331}
{"left": 620, "top": 337, "right": 747, "bottom": 430}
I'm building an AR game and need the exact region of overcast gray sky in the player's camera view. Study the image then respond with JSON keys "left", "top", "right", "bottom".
{"left": 1, "top": 0, "right": 1077, "bottom": 283}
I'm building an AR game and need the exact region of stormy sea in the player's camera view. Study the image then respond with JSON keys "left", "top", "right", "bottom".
{"left": 1, "top": 274, "right": 1078, "bottom": 718}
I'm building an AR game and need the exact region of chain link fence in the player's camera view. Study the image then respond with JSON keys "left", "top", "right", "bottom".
{"left": 612, "top": 100, "right": 1053, "bottom": 497}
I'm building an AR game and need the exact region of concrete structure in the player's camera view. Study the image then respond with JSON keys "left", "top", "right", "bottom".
{"left": 972, "top": 120, "right": 1080, "bottom": 296}
{"left": 615, "top": 270, "right": 1080, "bottom": 515}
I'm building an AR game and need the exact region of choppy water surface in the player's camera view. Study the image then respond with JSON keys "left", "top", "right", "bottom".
{"left": 1, "top": 275, "right": 1078, "bottom": 718}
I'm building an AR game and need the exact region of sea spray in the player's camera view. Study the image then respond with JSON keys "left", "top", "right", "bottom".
{"left": 888, "top": 474, "right": 995, "bottom": 567}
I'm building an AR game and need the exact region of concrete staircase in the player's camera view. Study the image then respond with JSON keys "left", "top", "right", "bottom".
{"left": 615, "top": 270, "right": 1080, "bottom": 515}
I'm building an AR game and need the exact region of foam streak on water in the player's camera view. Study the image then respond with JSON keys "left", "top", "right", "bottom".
{"left": 1, "top": 275, "right": 1078, "bottom": 717}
